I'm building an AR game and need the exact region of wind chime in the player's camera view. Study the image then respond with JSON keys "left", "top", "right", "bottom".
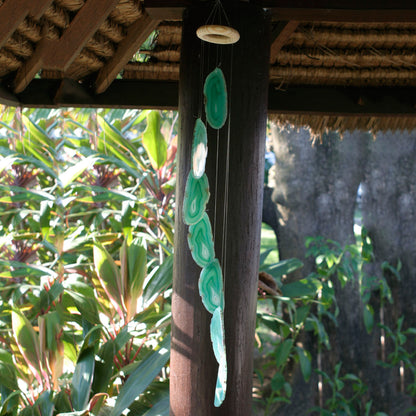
{"left": 182, "top": 0, "right": 240, "bottom": 408}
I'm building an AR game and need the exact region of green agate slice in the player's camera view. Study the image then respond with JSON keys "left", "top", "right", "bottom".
{"left": 204, "top": 68, "right": 228, "bottom": 129}
{"left": 210, "top": 306, "right": 226, "bottom": 364}
{"left": 211, "top": 307, "right": 227, "bottom": 407}
{"left": 214, "top": 354, "right": 227, "bottom": 407}
{"left": 199, "top": 259, "right": 224, "bottom": 314}
{"left": 187, "top": 213, "right": 215, "bottom": 267}
{"left": 183, "top": 173, "right": 210, "bottom": 225}
{"left": 192, "top": 118, "right": 208, "bottom": 179}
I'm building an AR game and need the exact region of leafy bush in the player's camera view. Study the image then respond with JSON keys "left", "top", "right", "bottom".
{"left": 0, "top": 107, "right": 176, "bottom": 415}
{"left": 255, "top": 229, "right": 413, "bottom": 415}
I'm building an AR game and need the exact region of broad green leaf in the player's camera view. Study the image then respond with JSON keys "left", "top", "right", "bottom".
{"left": 35, "top": 391, "right": 54, "bottom": 416}
{"left": 270, "top": 372, "right": 285, "bottom": 392}
{"left": 0, "top": 186, "right": 55, "bottom": 203}
{"left": 110, "top": 335, "right": 170, "bottom": 416}
{"left": 124, "top": 238, "right": 147, "bottom": 319}
{"left": 22, "top": 115, "right": 54, "bottom": 148}
{"left": 11, "top": 309, "right": 42, "bottom": 384}
{"left": 71, "top": 347, "right": 95, "bottom": 411}
{"left": 0, "top": 260, "right": 57, "bottom": 279}
{"left": 295, "top": 346, "right": 311, "bottom": 381}
{"left": 260, "top": 249, "right": 273, "bottom": 265}
{"left": 262, "top": 258, "right": 303, "bottom": 279}
{"left": 363, "top": 303, "right": 374, "bottom": 333}
{"left": 142, "top": 111, "right": 167, "bottom": 169}
{"left": 40, "top": 201, "right": 52, "bottom": 239}
{"left": 93, "top": 241, "right": 124, "bottom": 316}
{"left": 275, "top": 339, "right": 293, "bottom": 368}
{"left": 92, "top": 341, "right": 116, "bottom": 394}
{"left": 142, "top": 393, "right": 169, "bottom": 416}
{"left": 59, "top": 156, "right": 98, "bottom": 188}
{"left": 97, "top": 115, "right": 144, "bottom": 167}
{"left": 65, "top": 285, "right": 101, "bottom": 324}
{"left": 281, "top": 277, "right": 321, "bottom": 298}
{"left": 0, "top": 363, "right": 18, "bottom": 391}
{"left": 143, "top": 255, "right": 173, "bottom": 307}
{"left": 77, "top": 188, "right": 136, "bottom": 203}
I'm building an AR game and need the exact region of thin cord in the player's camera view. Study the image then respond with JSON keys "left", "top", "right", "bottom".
{"left": 221, "top": 45, "right": 234, "bottom": 297}
{"left": 198, "top": 39, "right": 205, "bottom": 119}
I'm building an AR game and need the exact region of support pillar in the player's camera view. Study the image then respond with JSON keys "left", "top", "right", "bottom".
{"left": 170, "top": 4, "right": 270, "bottom": 415}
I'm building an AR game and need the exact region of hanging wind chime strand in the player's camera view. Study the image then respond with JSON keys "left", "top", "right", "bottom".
{"left": 182, "top": 0, "right": 239, "bottom": 407}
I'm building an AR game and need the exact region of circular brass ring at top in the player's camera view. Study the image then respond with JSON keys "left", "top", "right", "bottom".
{"left": 196, "top": 25, "right": 240, "bottom": 45}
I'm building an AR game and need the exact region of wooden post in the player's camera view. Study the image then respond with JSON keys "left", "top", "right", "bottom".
{"left": 170, "top": 3, "right": 270, "bottom": 415}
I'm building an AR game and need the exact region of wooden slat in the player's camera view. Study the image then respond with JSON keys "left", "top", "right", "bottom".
{"left": 270, "top": 20, "right": 298, "bottom": 61}
{"left": 143, "top": 0, "right": 188, "bottom": 20}
{"left": 143, "top": 0, "right": 416, "bottom": 22}
{"left": 11, "top": 79, "right": 416, "bottom": 119}
{"left": 0, "top": 0, "right": 54, "bottom": 48}
{"left": 95, "top": 12, "right": 160, "bottom": 94}
{"left": 268, "top": 85, "right": 416, "bottom": 116}
{"left": 13, "top": 78, "right": 179, "bottom": 109}
{"left": 14, "top": 0, "right": 119, "bottom": 93}
{"left": 0, "top": 82, "right": 20, "bottom": 106}
{"left": 261, "top": 0, "right": 416, "bottom": 22}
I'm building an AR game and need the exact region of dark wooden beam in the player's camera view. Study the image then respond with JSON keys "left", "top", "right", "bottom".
{"left": 143, "top": 0, "right": 189, "bottom": 20}
{"left": 14, "top": 0, "right": 119, "bottom": 93}
{"left": 95, "top": 12, "right": 160, "bottom": 94}
{"left": 8, "top": 78, "right": 416, "bottom": 118}
{"left": 13, "top": 78, "right": 178, "bottom": 109}
{"left": 144, "top": 0, "right": 416, "bottom": 22}
{"left": 268, "top": 85, "right": 416, "bottom": 116}
{"left": 270, "top": 21, "right": 298, "bottom": 61}
{"left": 0, "top": 82, "right": 20, "bottom": 107}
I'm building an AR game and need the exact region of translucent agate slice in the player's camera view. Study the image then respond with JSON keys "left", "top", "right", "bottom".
{"left": 210, "top": 306, "right": 226, "bottom": 364}
{"left": 183, "top": 173, "right": 210, "bottom": 225}
{"left": 187, "top": 213, "right": 215, "bottom": 267}
{"left": 199, "top": 259, "right": 224, "bottom": 314}
{"left": 214, "top": 354, "right": 227, "bottom": 407}
{"left": 192, "top": 118, "right": 208, "bottom": 179}
{"left": 204, "top": 68, "right": 228, "bottom": 129}
{"left": 211, "top": 306, "right": 227, "bottom": 406}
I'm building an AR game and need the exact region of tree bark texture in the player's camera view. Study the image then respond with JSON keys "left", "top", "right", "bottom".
{"left": 361, "top": 131, "right": 416, "bottom": 414}
{"left": 170, "top": 4, "right": 270, "bottom": 415}
{"left": 270, "top": 125, "right": 416, "bottom": 415}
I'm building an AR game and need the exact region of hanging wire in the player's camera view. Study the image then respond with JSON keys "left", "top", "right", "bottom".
{"left": 221, "top": 45, "right": 234, "bottom": 296}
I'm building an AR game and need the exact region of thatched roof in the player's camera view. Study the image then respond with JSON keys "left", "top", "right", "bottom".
{"left": 2, "top": 1, "right": 416, "bottom": 132}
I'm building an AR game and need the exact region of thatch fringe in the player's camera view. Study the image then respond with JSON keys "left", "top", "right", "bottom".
{"left": 109, "top": 0, "right": 142, "bottom": 25}
{"left": 290, "top": 25, "right": 416, "bottom": 48}
{"left": 270, "top": 66, "right": 416, "bottom": 87}
{"left": 43, "top": 3, "right": 70, "bottom": 29}
{"left": 123, "top": 62, "right": 179, "bottom": 80}
{"left": 270, "top": 114, "right": 416, "bottom": 136}
{"left": 274, "top": 48, "right": 416, "bottom": 68}
{"left": 54, "top": 0, "right": 85, "bottom": 12}
{"left": 86, "top": 34, "right": 116, "bottom": 58}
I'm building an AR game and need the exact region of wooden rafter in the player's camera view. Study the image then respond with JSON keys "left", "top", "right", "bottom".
{"left": 8, "top": 79, "right": 416, "bottom": 118}
{"left": 95, "top": 12, "right": 160, "bottom": 94}
{"left": 143, "top": 0, "right": 189, "bottom": 20}
{"left": 144, "top": 0, "right": 416, "bottom": 22}
{"left": 14, "top": 0, "right": 119, "bottom": 94}
{"left": 0, "top": 0, "right": 54, "bottom": 48}
{"left": 270, "top": 20, "right": 298, "bottom": 62}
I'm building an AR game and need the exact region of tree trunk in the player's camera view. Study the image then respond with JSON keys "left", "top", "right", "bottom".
{"left": 170, "top": 4, "right": 270, "bottom": 415}
{"left": 361, "top": 131, "right": 416, "bottom": 414}
{"left": 270, "top": 125, "right": 370, "bottom": 414}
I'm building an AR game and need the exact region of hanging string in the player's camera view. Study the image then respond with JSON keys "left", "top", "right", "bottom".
{"left": 221, "top": 44, "right": 234, "bottom": 296}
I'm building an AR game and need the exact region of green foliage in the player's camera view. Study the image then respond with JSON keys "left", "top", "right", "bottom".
{"left": 254, "top": 229, "right": 407, "bottom": 415}
{"left": 0, "top": 107, "right": 177, "bottom": 415}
